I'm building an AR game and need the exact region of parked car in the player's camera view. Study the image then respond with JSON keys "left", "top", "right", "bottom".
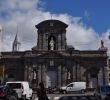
{"left": 94, "top": 85, "right": 110, "bottom": 100}
{"left": 0, "top": 85, "right": 18, "bottom": 100}
{"left": 6, "top": 81, "right": 33, "bottom": 100}
{"left": 59, "top": 82, "right": 86, "bottom": 94}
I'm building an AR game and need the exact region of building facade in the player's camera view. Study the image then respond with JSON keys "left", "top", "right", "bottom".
{"left": 0, "top": 19, "right": 108, "bottom": 88}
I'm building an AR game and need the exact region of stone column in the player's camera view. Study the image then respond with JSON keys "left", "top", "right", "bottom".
{"left": 58, "top": 34, "right": 61, "bottom": 50}
{"left": 38, "top": 65, "right": 41, "bottom": 83}
{"left": 37, "top": 34, "right": 39, "bottom": 49}
{"left": 41, "top": 65, "right": 43, "bottom": 82}
{"left": 104, "top": 65, "right": 109, "bottom": 85}
{"left": 102, "top": 66, "right": 105, "bottom": 85}
{"left": 42, "top": 65, "right": 47, "bottom": 87}
{"left": 45, "top": 65, "right": 48, "bottom": 88}
{"left": 77, "top": 63, "right": 81, "bottom": 81}
{"left": 24, "top": 65, "right": 28, "bottom": 81}
{"left": 62, "top": 33, "right": 66, "bottom": 50}
{"left": 75, "top": 62, "right": 78, "bottom": 81}
{"left": 58, "top": 65, "right": 61, "bottom": 87}
{"left": 72, "top": 63, "right": 76, "bottom": 81}
{"left": 62, "top": 66, "right": 66, "bottom": 86}
{"left": 98, "top": 68, "right": 103, "bottom": 86}
{"left": 39, "top": 34, "right": 42, "bottom": 50}
{"left": 43, "top": 34, "right": 47, "bottom": 50}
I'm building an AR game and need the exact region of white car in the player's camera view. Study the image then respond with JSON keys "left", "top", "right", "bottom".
{"left": 6, "top": 81, "right": 33, "bottom": 100}
{"left": 60, "top": 82, "right": 86, "bottom": 94}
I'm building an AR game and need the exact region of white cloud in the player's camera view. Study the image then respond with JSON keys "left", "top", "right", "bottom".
{"left": 67, "top": 23, "right": 100, "bottom": 50}
{"left": 0, "top": 0, "right": 110, "bottom": 54}
{"left": 101, "top": 30, "right": 110, "bottom": 55}
{"left": 0, "top": 0, "right": 39, "bottom": 12}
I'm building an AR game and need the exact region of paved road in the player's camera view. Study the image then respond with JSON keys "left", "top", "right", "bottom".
{"left": 32, "top": 92, "right": 94, "bottom": 100}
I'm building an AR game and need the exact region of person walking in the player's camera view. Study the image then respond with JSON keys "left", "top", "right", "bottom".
{"left": 37, "top": 82, "right": 49, "bottom": 100}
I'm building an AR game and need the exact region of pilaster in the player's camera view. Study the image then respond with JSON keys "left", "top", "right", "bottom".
{"left": 62, "top": 66, "right": 66, "bottom": 86}
{"left": 58, "top": 34, "right": 61, "bottom": 50}
{"left": 58, "top": 65, "right": 61, "bottom": 87}
{"left": 98, "top": 68, "right": 103, "bottom": 86}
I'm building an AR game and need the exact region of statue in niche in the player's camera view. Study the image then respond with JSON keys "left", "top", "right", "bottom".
{"left": 33, "top": 71, "right": 36, "bottom": 79}
{"left": 49, "top": 37, "right": 55, "bottom": 50}
{"left": 67, "top": 71, "right": 71, "bottom": 79}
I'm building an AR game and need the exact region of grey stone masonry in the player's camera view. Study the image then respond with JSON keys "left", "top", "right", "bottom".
{"left": 58, "top": 65, "right": 61, "bottom": 87}
{"left": 62, "top": 33, "right": 66, "bottom": 50}
{"left": 58, "top": 34, "right": 61, "bottom": 50}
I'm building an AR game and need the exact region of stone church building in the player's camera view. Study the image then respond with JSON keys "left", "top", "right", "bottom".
{"left": 0, "top": 19, "right": 109, "bottom": 88}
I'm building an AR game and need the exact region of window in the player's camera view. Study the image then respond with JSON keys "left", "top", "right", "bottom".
{"left": 67, "top": 84, "right": 73, "bottom": 87}
{"left": 7, "top": 83, "right": 21, "bottom": 89}
{"left": 50, "top": 60, "right": 54, "bottom": 66}
{"left": 50, "top": 22, "right": 53, "bottom": 26}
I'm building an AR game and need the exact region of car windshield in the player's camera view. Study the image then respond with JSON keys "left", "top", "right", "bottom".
{"left": 7, "top": 83, "right": 21, "bottom": 89}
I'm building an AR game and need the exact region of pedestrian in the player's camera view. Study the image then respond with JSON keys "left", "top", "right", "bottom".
{"left": 37, "top": 82, "right": 49, "bottom": 100}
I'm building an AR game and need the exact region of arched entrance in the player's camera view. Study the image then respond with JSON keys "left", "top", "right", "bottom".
{"left": 86, "top": 68, "right": 99, "bottom": 88}
{"left": 46, "top": 66, "right": 58, "bottom": 88}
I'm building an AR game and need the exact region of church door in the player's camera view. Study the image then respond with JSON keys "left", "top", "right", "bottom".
{"left": 47, "top": 70, "right": 57, "bottom": 88}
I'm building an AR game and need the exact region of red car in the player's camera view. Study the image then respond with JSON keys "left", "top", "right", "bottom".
{"left": 0, "top": 85, "right": 18, "bottom": 100}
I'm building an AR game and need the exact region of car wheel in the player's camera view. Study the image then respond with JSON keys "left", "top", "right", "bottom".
{"left": 81, "top": 89, "right": 85, "bottom": 94}
{"left": 63, "top": 90, "right": 67, "bottom": 94}
{"left": 22, "top": 95, "right": 27, "bottom": 100}
{"left": 29, "top": 95, "right": 32, "bottom": 100}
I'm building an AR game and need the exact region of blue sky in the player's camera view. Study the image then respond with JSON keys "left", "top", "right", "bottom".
{"left": 0, "top": 0, "right": 110, "bottom": 52}
{"left": 43, "top": 0, "right": 110, "bottom": 34}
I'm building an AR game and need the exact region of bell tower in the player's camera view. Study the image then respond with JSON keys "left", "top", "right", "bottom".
{"left": 35, "top": 20, "right": 68, "bottom": 51}
{"left": 12, "top": 29, "right": 21, "bottom": 52}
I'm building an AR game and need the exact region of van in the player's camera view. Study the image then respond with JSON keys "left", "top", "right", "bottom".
{"left": 6, "top": 81, "right": 33, "bottom": 100}
{"left": 59, "top": 82, "right": 86, "bottom": 94}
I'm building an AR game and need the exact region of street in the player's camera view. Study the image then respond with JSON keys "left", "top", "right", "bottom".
{"left": 32, "top": 92, "right": 95, "bottom": 100}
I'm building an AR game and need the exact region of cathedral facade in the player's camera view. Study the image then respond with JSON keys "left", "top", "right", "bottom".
{"left": 0, "top": 19, "right": 108, "bottom": 88}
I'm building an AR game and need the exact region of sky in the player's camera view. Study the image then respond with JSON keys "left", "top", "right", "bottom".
{"left": 0, "top": 0, "right": 110, "bottom": 54}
